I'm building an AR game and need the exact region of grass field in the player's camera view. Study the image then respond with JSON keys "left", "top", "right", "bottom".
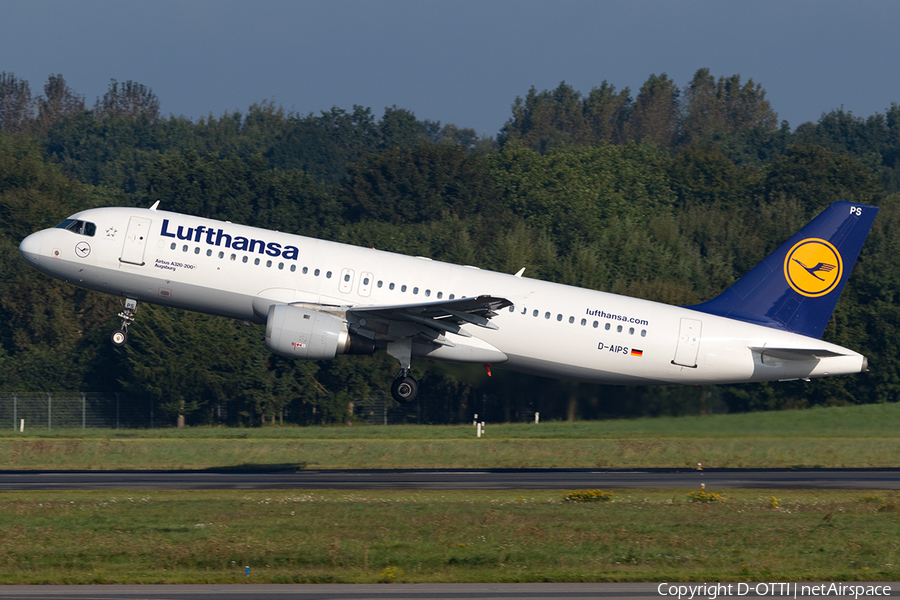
{"left": 0, "top": 488, "right": 897, "bottom": 584}
{"left": 1, "top": 402, "right": 899, "bottom": 469}
{"left": 2, "top": 405, "right": 899, "bottom": 584}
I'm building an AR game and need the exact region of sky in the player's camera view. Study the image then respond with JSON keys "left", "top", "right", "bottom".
{"left": 3, "top": 0, "right": 900, "bottom": 137}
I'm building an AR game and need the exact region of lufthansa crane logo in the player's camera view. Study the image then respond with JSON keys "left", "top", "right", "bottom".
{"left": 784, "top": 238, "right": 843, "bottom": 297}
{"left": 74, "top": 241, "right": 91, "bottom": 259}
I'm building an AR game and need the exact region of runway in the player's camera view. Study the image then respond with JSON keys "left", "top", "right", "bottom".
{"left": 1, "top": 467, "right": 899, "bottom": 490}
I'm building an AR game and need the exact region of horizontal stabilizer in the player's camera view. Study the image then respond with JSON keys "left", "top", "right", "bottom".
{"left": 749, "top": 347, "right": 847, "bottom": 361}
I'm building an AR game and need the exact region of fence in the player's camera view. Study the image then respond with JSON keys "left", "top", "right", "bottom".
{"left": 353, "top": 394, "right": 421, "bottom": 425}
{"left": 0, "top": 393, "right": 156, "bottom": 430}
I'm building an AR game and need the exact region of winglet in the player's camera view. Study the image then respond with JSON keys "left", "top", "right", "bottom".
{"left": 688, "top": 201, "right": 878, "bottom": 339}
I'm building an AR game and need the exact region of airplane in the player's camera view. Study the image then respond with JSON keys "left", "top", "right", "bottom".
{"left": 19, "top": 200, "right": 878, "bottom": 404}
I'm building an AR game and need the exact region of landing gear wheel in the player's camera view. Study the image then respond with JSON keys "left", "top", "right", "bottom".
{"left": 391, "top": 375, "right": 418, "bottom": 404}
{"left": 110, "top": 329, "right": 127, "bottom": 347}
{"left": 110, "top": 298, "right": 138, "bottom": 347}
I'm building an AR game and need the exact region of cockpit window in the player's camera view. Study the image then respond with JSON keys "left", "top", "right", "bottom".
{"left": 56, "top": 219, "right": 96, "bottom": 237}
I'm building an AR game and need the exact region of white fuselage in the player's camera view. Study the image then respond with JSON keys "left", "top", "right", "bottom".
{"left": 19, "top": 207, "right": 866, "bottom": 385}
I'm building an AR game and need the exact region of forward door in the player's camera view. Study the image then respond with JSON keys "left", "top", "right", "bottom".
{"left": 120, "top": 216, "right": 151, "bottom": 266}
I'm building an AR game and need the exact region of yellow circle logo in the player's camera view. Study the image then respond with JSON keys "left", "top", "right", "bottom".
{"left": 784, "top": 238, "right": 843, "bottom": 297}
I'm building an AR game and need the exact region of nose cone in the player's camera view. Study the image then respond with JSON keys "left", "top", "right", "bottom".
{"left": 19, "top": 231, "right": 44, "bottom": 266}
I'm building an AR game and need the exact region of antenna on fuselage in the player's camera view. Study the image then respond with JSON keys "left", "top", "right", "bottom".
{"left": 149, "top": 201, "right": 160, "bottom": 210}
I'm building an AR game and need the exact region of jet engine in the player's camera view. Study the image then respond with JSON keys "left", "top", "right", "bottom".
{"left": 265, "top": 304, "right": 374, "bottom": 360}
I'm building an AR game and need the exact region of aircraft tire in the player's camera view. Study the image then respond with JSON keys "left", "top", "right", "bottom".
{"left": 391, "top": 376, "right": 418, "bottom": 404}
{"left": 110, "top": 329, "right": 128, "bottom": 347}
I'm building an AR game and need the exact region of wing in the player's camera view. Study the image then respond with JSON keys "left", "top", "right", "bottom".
{"left": 347, "top": 295, "right": 513, "bottom": 344}
{"left": 291, "top": 295, "right": 513, "bottom": 348}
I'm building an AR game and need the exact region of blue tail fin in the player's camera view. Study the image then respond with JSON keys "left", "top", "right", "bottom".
{"left": 688, "top": 201, "right": 878, "bottom": 338}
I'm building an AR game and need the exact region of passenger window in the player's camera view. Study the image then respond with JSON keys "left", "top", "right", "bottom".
{"left": 413, "top": 287, "right": 419, "bottom": 295}
{"left": 557, "top": 314, "right": 562, "bottom": 322}
{"left": 303, "top": 267, "right": 308, "bottom": 274}
{"left": 194, "top": 247, "right": 200, "bottom": 254}
{"left": 206, "top": 249, "right": 212, "bottom": 257}
{"left": 544, "top": 312, "right": 550, "bottom": 319}
{"left": 617, "top": 325, "right": 623, "bottom": 333}
{"left": 254, "top": 258, "right": 260, "bottom": 265}
{"left": 290, "top": 265, "right": 296, "bottom": 272}
{"left": 377, "top": 281, "right": 383, "bottom": 288}
{"left": 390, "top": 283, "right": 395, "bottom": 290}
{"left": 314, "top": 269, "right": 320, "bottom": 276}
{"left": 266, "top": 260, "right": 272, "bottom": 267}
{"left": 401, "top": 285, "right": 407, "bottom": 292}
{"left": 344, "top": 274, "right": 350, "bottom": 282}
{"left": 230, "top": 254, "right": 236, "bottom": 261}
{"left": 605, "top": 323, "right": 611, "bottom": 330}
{"left": 568, "top": 316, "right": 574, "bottom": 324}
{"left": 242, "top": 256, "right": 248, "bottom": 263}
{"left": 533, "top": 310, "right": 538, "bottom": 317}
{"left": 278, "top": 262, "right": 284, "bottom": 270}
{"left": 580, "top": 318, "right": 586, "bottom": 326}
{"left": 364, "top": 277, "right": 370, "bottom": 285}
{"left": 641, "top": 329, "right": 647, "bottom": 337}
{"left": 593, "top": 321, "right": 598, "bottom": 328}
{"left": 170, "top": 243, "right": 176, "bottom": 250}
{"left": 629, "top": 327, "right": 634, "bottom": 335}
{"left": 218, "top": 251, "right": 224, "bottom": 259}
{"left": 425, "top": 289, "right": 430, "bottom": 297}
{"left": 182, "top": 245, "right": 188, "bottom": 252}
{"left": 437, "top": 292, "right": 443, "bottom": 299}
{"left": 449, "top": 294, "right": 455, "bottom": 300}
{"left": 509, "top": 306, "right": 515, "bottom": 312}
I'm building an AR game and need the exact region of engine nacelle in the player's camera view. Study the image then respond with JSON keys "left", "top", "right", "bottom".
{"left": 265, "top": 304, "right": 374, "bottom": 360}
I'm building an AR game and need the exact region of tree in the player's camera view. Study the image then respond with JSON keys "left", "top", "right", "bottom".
{"left": 34, "top": 74, "right": 85, "bottom": 134}
{"left": 0, "top": 72, "right": 34, "bottom": 134}
{"left": 583, "top": 81, "right": 632, "bottom": 145}
{"left": 94, "top": 79, "right": 160, "bottom": 122}
{"left": 628, "top": 73, "right": 679, "bottom": 147}
{"left": 120, "top": 306, "right": 279, "bottom": 427}
{"left": 681, "top": 69, "right": 778, "bottom": 144}
{"left": 341, "top": 143, "right": 500, "bottom": 224}
{"left": 379, "top": 106, "right": 425, "bottom": 150}
{"left": 499, "top": 82, "right": 591, "bottom": 152}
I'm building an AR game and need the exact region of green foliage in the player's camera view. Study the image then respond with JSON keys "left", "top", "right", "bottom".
{"left": 2, "top": 71, "right": 900, "bottom": 425}
{"left": 687, "top": 490, "right": 727, "bottom": 503}
{"left": 562, "top": 489, "right": 613, "bottom": 503}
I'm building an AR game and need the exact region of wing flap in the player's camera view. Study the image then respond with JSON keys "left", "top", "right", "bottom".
{"left": 347, "top": 295, "right": 512, "bottom": 333}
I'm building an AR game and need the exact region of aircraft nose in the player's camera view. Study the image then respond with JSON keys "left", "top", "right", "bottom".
{"left": 19, "top": 231, "right": 44, "bottom": 266}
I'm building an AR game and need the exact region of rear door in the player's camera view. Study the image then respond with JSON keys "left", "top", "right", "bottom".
{"left": 672, "top": 318, "right": 702, "bottom": 367}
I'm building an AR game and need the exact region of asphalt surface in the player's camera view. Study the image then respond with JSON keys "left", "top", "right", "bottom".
{"left": 1, "top": 467, "right": 899, "bottom": 490}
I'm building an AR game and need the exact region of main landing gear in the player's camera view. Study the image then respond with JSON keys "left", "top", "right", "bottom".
{"left": 110, "top": 298, "right": 138, "bottom": 347}
{"left": 391, "top": 369, "right": 418, "bottom": 404}
{"left": 387, "top": 338, "right": 418, "bottom": 404}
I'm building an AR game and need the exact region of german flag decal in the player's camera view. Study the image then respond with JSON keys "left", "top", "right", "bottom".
{"left": 631, "top": 349, "right": 643, "bottom": 357}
